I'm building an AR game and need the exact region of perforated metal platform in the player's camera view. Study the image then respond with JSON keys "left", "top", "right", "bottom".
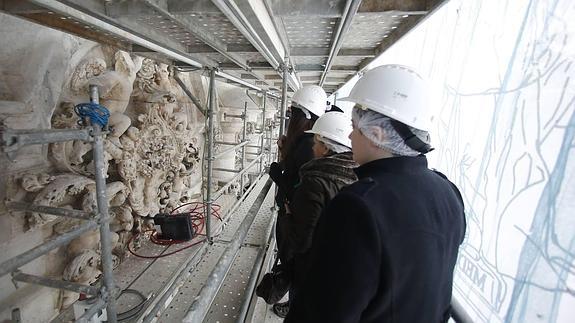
{"left": 145, "top": 176, "right": 275, "bottom": 323}
{"left": 156, "top": 243, "right": 227, "bottom": 322}
{"left": 49, "top": 194, "right": 236, "bottom": 323}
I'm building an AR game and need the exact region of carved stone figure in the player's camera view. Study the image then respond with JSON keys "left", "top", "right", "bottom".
{"left": 60, "top": 249, "right": 101, "bottom": 309}
{"left": 27, "top": 174, "right": 94, "bottom": 230}
{"left": 109, "top": 206, "right": 134, "bottom": 232}
{"left": 81, "top": 181, "right": 128, "bottom": 213}
{"left": 69, "top": 58, "right": 107, "bottom": 95}
{"left": 116, "top": 73, "right": 201, "bottom": 217}
{"left": 21, "top": 173, "right": 54, "bottom": 193}
{"left": 50, "top": 102, "right": 93, "bottom": 176}
{"left": 86, "top": 51, "right": 144, "bottom": 147}
{"left": 133, "top": 59, "right": 175, "bottom": 102}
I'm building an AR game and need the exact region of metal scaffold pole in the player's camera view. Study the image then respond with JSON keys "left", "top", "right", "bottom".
{"left": 89, "top": 84, "right": 118, "bottom": 323}
{"left": 0, "top": 85, "right": 120, "bottom": 322}
{"left": 205, "top": 68, "right": 216, "bottom": 243}
{"left": 240, "top": 101, "right": 248, "bottom": 193}
{"left": 260, "top": 91, "right": 267, "bottom": 173}
{"left": 279, "top": 57, "right": 289, "bottom": 138}
{"left": 268, "top": 119, "right": 274, "bottom": 165}
{"left": 275, "top": 96, "right": 281, "bottom": 161}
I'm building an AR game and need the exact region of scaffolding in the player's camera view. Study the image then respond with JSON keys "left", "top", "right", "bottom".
{"left": 0, "top": 1, "right": 475, "bottom": 321}
{"left": 0, "top": 85, "right": 118, "bottom": 322}
{"left": 0, "top": 63, "right": 283, "bottom": 322}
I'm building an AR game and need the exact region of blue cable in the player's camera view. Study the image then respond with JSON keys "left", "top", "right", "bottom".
{"left": 74, "top": 102, "right": 110, "bottom": 128}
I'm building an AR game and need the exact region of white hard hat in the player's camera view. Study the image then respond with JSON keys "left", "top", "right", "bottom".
{"left": 305, "top": 111, "right": 352, "bottom": 148}
{"left": 291, "top": 85, "right": 327, "bottom": 118}
{"left": 340, "top": 64, "right": 431, "bottom": 131}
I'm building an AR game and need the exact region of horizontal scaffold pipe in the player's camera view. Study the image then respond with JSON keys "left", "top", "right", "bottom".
{"left": 182, "top": 178, "right": 273, "bottom": 323}
{"left": 0, "top": 220, "right": 98, "bottom": 277}
{"left": 212, "top": 154, "right": 264, "bottom": 200}
{"left": 212, "top": 141, "right": 250, "bottom": 160}
{"left": 1, "top": 128, "right": 93, "bottom": 153}
{"left": 25, "top": 1, "right": 272, "bottom": 93}
{"left": 12, "top": 271, "right": 100, "bottom": 295}
{"left": 212, "top": 167, "right": 241, "bottom": 173}
{"left": 6, "top": 201, "right": 94, "bottom": 220}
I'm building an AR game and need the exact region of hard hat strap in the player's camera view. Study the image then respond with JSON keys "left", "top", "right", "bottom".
{"left": 389, "top": 119, "right": 434, "bottom": 154}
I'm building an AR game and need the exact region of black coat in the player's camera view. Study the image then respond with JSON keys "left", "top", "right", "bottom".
{"left": 270, "top": 133, "right": 316, "bottom": 203}
{"left": 282, "top": 152, "right": 357, "bottom": 290}
{"left": 270, "top": 133, "right": 315, "bottom": 262}
{"left": 286, "top": 156, "right": 466, "bottom": 323}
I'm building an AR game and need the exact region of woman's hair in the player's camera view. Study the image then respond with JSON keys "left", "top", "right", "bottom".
{"left": 282, "top": 106, "right": 318, "bottom": 159}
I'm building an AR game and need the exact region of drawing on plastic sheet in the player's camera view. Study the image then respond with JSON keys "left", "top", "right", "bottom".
{"left": 436, "top": 0, "right": 575, "bottom": 322}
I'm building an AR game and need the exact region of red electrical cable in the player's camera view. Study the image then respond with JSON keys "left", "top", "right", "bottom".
{"left": 127, "top": 202, "right": 223, "bottom": 259}
{"left": 127, "top": 231, "right": 205, "bottom": 259}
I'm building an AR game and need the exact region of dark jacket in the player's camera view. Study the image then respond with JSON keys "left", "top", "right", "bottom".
{"left": 270, "top": 133, "right": 315, "bottom": 262}
{"left": 282, "top": 152, "right": 357, "bottom": 286}
{"left": 286, "top": 156, "right": 466, "bottom": 323}
{"left": 270, "top": 133, "right": 316, "bottom": 203}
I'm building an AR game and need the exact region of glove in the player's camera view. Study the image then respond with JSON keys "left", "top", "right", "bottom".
{"left": 269, "top": 162, "right": 283, "bottom": 183}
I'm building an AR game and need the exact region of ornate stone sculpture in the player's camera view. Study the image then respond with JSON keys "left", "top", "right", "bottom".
{"left": 60, "top": 249, "right": 101, "bottom": 309}
{"left": 87, "top": 51, "right": 144, "bottom": 147}
{"left": 119, "top": 101, "right": 200, "bottom": 217}
{"left": 27, "top": 174, "right": 94, "bottom": 230}
{"left": 69, "top": 58, "right": 107, "bottom": 95}
{"left": 7, "top": 46, "right": 208, "bottom": 314}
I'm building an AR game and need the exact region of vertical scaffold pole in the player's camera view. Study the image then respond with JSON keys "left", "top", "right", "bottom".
{"left": 205, "top": 68, "right": 216, "bottom": 242}
{"left": 259, "top": 91, "right": 266, "bottom": 173}
{"left": 240, "top": 102, "right": 247, "bottom": 192}
{"left": 89, "top": 84, "right": 117, "bottom": 323}
{"left": 279, "top": 58, "right": 289, "bottom": 139}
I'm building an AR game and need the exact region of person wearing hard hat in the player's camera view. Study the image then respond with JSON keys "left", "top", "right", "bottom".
{"left": 267, "top": 85, "right": 327, "bottom": 313}
{"left": 286, "top": 65, "right": 466, "bottom": 323}
{"left": 272, "top": 112, "right": 358, "bottom": 318}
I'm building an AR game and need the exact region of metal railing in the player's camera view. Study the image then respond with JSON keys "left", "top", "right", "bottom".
{"left": 183, "top": 178, "right": 273, "bottom": 322}
{"left": 451, "top": 297, "right": 474, "bottom": 323}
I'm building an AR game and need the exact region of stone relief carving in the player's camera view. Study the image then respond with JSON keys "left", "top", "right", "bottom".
{"left": 60, "top": 249, "right": 101, "bottom": 309}
{"left": 69, "top": 58, "right": 107, "bottom": 95}
{"left": 122, "top": 100, "right": 200, "bottom": 217}
{"left": 3, "top": 46, "right": 209, "bottom": 313}
{"left": 21, "top": 172, "right": 54, "bottom": 193}
{"left": 28, "top": 174, "right": 94, "bottom": 229}
{"left": 88, "top": 51, "right": 144, "bottom": 147}
{"left": 133, "top": 59, "right": 175, "bottom": 103}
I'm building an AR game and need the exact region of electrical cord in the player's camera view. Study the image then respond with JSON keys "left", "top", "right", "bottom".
{"left": 74, "top": 102, "right": 110, "bottom": 128}
{"left": 117, "top": 288, "right": 147, "bottom": 321}
{"left": 127, "top": 202, "right": 223, "bottom": 259}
